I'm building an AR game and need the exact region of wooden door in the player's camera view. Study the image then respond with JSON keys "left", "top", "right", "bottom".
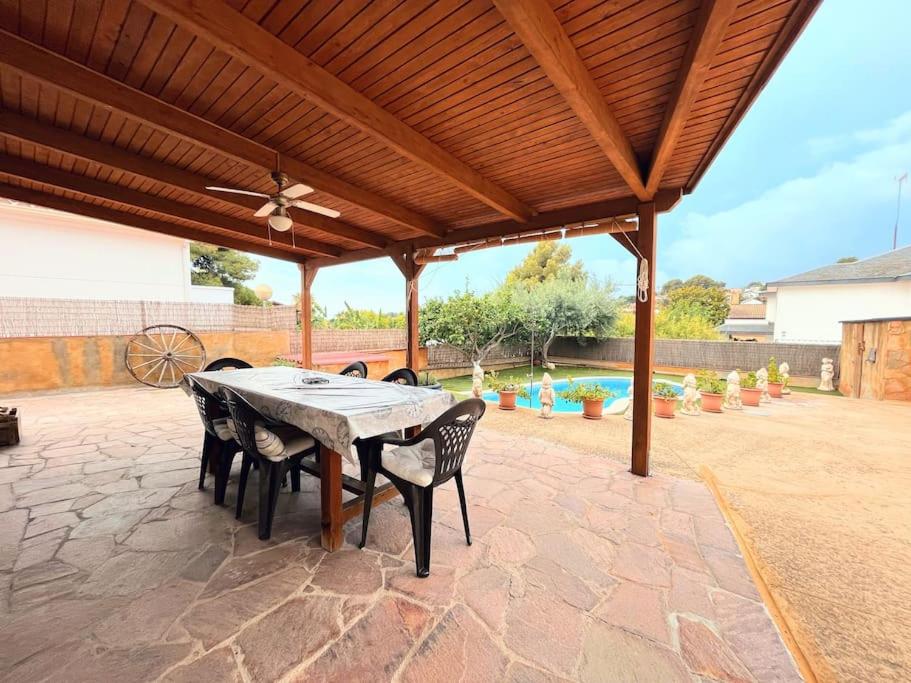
{"left": 859, "top": 323, "right": 882, "bottom": 399}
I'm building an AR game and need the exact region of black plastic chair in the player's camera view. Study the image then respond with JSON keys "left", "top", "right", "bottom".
{"left": 380, "top": 367, "right": 418, "bottom": 386}
{"left": 339, "top": 361, "right": 368, "bottom": 378}
{"left": 187, "top": 377, "right": 241, "bottom": 505}
{"left": 222, "top": 388, "right": 317, "bottom": 540}
{"left": 204, "top": 357, "right": 253, "bottom": 372}
{"left": 359, "top": 398, "right": 486, "bottom": 577}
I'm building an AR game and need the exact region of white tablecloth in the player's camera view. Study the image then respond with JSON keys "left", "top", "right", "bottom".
{"left": 185, "top": 366, "right": 455, "bottom": 462}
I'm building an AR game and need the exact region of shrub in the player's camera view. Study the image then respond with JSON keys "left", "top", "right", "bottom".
{"left": 696, "top": 369, "right": 725, "bottom": 394}
{"left": 485, "top": 371, "right": 530, "bottom": 399}
{"left": 653, "top": 382, "right": 679, "bottom": 399}
{"left": 418, "top": 371, "right": 439, "bottom": 386}
{"left": 767, "top": 356, "right": 782, "bottom": 383}
{"left": 741, "top": 371, "right": 758, "bottom": 389}
{"left": 559, "top": 380, "right": 615, "bottom": 403}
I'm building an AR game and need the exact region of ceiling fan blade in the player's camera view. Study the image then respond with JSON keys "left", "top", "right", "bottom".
{"left": 290, "top": 200, "right": 341, "bottom": 219}
{"left": 254, "top": 201, "right": 278, "bottom": 217}
{"left": 206, "top": 186, "right": 271, "bottom": 198}
{"left": 282, "top": 183, "right": 313, "bottom": 199}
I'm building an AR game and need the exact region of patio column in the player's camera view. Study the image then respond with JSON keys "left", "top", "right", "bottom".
{"left": 631, "top": 202, "right": 657, "bottom": 476}
{"left": 298, "top": 262, "right": 318, "bottom": 369}
{"left": 392, "top": 248, "right": 426, "bottom": 371}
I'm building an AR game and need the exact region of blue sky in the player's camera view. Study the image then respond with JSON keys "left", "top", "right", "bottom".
{"left": 253, "top": 0, "right": 911, "bottom": 313}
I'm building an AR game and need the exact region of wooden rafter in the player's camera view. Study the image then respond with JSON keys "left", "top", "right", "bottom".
{"left": 0, "top": 30, "right": 444, "bottom": 238}
{"left": 0, "top": 155, "right": 340, "bottom": 257}
{"left": 493, "top": 0, "right": 649, "bottom": 201}
{"left": 645, "top": 0, "right": 738, "bottom": 195}
{"left": 0, "top": 183, "right": 308, "bottom": 263}
{"left": 0, "top": 111, "right": 387, "bottom": 250}
{"left": 141, "top": 0, "right": 536, "bottom": 224}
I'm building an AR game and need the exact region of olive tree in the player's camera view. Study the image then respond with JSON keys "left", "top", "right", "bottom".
{"left": 419, "top": 288, "right": 520, "bottom": 363}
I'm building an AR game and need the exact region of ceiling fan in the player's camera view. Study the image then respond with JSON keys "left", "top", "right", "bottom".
{"left": 206, "top": 171, "right": 340, "bottom": 233}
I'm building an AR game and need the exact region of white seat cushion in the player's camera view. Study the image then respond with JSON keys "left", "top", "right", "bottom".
{"left": 212, "top": 417, "right": 234, "bottom": 442}
{"left": 255, "top": 423, "right": 315, "bottom": 462}
{"left": 381, "top": 439, "right": 437, "bottom": 487}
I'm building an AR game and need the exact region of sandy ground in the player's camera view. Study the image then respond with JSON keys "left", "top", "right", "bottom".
{"left": 482, "top": 393, "right": 911, "bottom": 682}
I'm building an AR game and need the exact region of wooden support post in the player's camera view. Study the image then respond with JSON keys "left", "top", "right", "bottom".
{"left": 391, "top": 248, "right": 426, "bottom": 371}
{"left": 298, "top": 263, "right": 318, "bottom": 369}
{"left": 631, "top": 202, "right": 657, "bottom": 477}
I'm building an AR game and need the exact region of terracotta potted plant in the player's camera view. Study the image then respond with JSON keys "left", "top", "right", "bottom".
{"left": 741, "top": 371, "right": 762, "bottom": 406}
{"left": 485, "top": 371, "right": 529, "bottom": 411}
{"left": 559, "top": 380, "right": 615, "bottom": 420}
{"left": 653, "top": 382, "right": 679, "bottom": 419}
{"left": 696, "top": 369, "right": 725, "bottom": 413}
{"left": 767, "top": 357, "right": 784, "bottom": 398}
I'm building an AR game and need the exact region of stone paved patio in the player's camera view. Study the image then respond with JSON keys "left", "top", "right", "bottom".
{"left": 0, "top": 387, "right": 799, "bottom": 681}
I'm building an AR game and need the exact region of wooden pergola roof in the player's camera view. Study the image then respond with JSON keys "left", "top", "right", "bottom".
{"left": 0, "top": 0, "right": 819, "bottom": 267}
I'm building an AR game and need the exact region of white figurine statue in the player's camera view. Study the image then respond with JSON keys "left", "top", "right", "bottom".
{"left": 471, "top": 361, "right": 484, "bottom": 399}
{"left": 756, "top": 367, "right": 771, "bottom": 403}
{"left": 779, "top": 362, "right": 791, "bottom": 395}
{"left": 681, "top": 373, "right": 700, "bottom": 416}
{"left": 623, "top": 378, "right": 634, "bottom": 421}
{"left": 539, "top": 372, "right": 555, "bottom": 419}
{"left": 818, "top": 358, "right": 835, "bottom": 392}
{"left": 724, "top": 370, "right": 742, "bottom": 410}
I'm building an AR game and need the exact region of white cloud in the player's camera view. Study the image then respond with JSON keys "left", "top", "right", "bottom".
{"left": 808, "top": 110, "right": 911, "bottom": 156}
{"left": 664, "top": 112, "right": 911, "bottom": 287}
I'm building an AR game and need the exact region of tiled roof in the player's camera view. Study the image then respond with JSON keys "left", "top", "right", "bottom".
{"left": 769, "top": 245, "right": 911, "bottom": 286}
{"left": 727, "top": 303, "right": 767, "bottom": 319}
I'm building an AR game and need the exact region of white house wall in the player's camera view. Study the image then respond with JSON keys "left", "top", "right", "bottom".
{"left": 773, "top": 281, "right": 911, "bottom": 343}
{"left": 0, "top": 202, "right": 232, "bottom": 303}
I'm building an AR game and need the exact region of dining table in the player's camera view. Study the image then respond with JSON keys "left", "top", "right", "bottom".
{"left": 185, "top": 365, "right": 456, "bottom": 551}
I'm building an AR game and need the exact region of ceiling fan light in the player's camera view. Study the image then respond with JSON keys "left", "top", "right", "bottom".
{"left": 268, "top": 212, "right": 293, "bottom": 232}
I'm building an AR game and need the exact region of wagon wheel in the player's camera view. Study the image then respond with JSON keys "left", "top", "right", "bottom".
{"left": 125, "top": 324, "right": 206, "bottom": 388}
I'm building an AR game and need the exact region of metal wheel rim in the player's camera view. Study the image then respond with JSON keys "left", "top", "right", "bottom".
{"left": 125, "top": 324, "right": 206, "bottom": 388}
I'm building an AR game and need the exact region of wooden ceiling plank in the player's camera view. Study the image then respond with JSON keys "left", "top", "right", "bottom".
{"left": 0, "top": 181, "right": 308, "bottom": 262}
{"left": 645, "top": 0, "right": 738, "bottom": 195}
{"left": 141, "top": 0, "right": 535, "bottom": 223}
{"left": 0, "top": 153, "right": 340, "bottom": 257}
{"left": 492, "top": 0, "right": 648, "bottom": 201}
{"left": 0, "top": 29, "right": 443, "bottom": 237}
{"left": 0, "top": 111, "right": 388, "bottom": 249}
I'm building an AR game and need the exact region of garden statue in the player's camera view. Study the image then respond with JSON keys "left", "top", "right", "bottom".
{"left": 756, "top": 367, "right": 771, "bottom": 403}
{"left": 471, "top": 361, "right": 484, "bottom": 399}
{"left": 623, "top": 379, "right": 634, "bottom": 421}
{"left": 543, "top": 361, "right": 556, "bottom": 370}
{"left": 779, "top": 362, "right": 791, "bottom": 395}
{"left": 818, "top": 358, "right": 835, "bottom": 392}
{"left": 681, "top": 373, "right": 701, "bottom": 416}
{"left": 539, "top": 373, "right": 555, "bottom": 419}
{"left": 724, "top": 370, "right": 742, "bottom": 410}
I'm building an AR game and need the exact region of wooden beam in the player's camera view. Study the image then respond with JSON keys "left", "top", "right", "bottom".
{"left": 631, "top": 202, "right": 657, "bottom": 477}
{"left": 308, "top": 190, "right": 682, "bottom": 269}
{"left": 493, "top": 0, "right": 648, "bottom": 201}
{"left": 298, "top": 263, "right": 318, "bottom": 370}
{"left": 0, "top": 30, "right": 444, "bottom": 237}
{"left": 0, "top": 112, "right": 388, "bottom": 250}
{"left": 0, "top": 183, "right": 308, "bottom": 263}
{"left": 391, "top": 247, "right": 426, "bottom": 371}
{"left": 686, "top": 0, "right": 822, "bottom": 192}
{"left": 0, "top": 154, "right": 340, "bottom": 257}
{"left": 141, "top": 0, "right": 535, "bottom": 224}
{"left": 645, "top": 0, "right": 738, "bottom": 195}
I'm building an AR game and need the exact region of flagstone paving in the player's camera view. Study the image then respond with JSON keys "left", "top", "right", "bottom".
{"left": 0, "top": 387, "right": 799, "bottom": 681}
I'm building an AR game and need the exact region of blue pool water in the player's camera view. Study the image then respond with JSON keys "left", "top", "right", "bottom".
{"left": 482, "top": 376, "right": 682, "bottom": 413}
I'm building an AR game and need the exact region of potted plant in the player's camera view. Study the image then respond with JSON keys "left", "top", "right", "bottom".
{"left": 652, "top": 382, "right": 679, "bottom": 419}
{"left": 417, "top": 371, "right": 442, "bottom": 391}
{"left": 559, "top": 380, "right": 615, "bottom": 420}
{"left": 696, "top": 369, "right": 725, "bottom": 413}
{"left": 485, "top": 371, "right": 529, "bottom": 411}
{"left": 741, "top": 371, "right": 762, "bottom": 406}
{"left": 767, "top": 357, "right": 784, "bottom": 398}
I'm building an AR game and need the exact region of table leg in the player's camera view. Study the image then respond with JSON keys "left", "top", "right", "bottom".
{"left": 319, "top": 444, "right": 344, "bottom": 551}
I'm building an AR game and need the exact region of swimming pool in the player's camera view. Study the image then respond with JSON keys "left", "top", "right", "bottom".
{"left": 482, "top": 376, "right": 683, "bottom": 413}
